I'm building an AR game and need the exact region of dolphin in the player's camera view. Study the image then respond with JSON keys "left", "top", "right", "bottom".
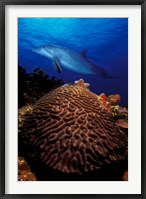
{"left": 32, "top": 44, "right": 119, "bottom": 78}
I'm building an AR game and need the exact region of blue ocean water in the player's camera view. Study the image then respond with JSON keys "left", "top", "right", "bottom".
{"left": 18, "top": 18, "right": 128, "bottom": 106}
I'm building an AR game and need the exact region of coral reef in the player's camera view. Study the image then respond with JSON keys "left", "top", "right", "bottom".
{"left": 74, "top": 78, "right": 90, "bottom": 89}
{"left": 18, "top": 65, "right": 64, "bottom": 108}
{"left": 107, "top": 94, "right": 120, "bottom": 106}
{"left": 18, "top": 157, "right": 37, "bottom": 181}
{"left": 110, "top": 106, "right": 128, "bottom": 121}
{"left": 116, "top": 119, "right": 128, "bottom": 136}
{"left": 121, "top": 170, "right": 128, "bottom": 181}
{"left": 18, "top": 105, "right": 33, "bottom": 128}
{"left": 98, "top": 93, "right": 128, "bottom": 122}
{"left": 18, "top": 105, "right": 33, "bottom": 157}
{"left": 116, "top": 119, "right": 128, "bottom": 129}
{"left": 21, "top": 80, "right": 128, "bottom": 180}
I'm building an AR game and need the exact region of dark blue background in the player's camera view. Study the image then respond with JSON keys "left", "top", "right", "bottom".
{"left": 18, "top": 18, "right": 128, "bottom": 106}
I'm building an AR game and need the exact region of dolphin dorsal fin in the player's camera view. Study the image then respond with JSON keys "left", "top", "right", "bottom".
{"left": 80, "top": 50, "right": 88, "bottom": 57}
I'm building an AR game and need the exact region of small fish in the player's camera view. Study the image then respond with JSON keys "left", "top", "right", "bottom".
{"left": 32, "top": 44, "right": 120, "bottom": 78}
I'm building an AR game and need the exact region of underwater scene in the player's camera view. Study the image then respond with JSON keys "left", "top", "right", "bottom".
{"left": 18, "top": 18, "right": 128, "bottom": 181}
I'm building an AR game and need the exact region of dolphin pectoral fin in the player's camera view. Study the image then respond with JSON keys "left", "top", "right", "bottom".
{"left": 52, "top": 61, "right": 62, "bottom": 73}
{"left": 52, "top": 56, "right": 62, "bottom": 73}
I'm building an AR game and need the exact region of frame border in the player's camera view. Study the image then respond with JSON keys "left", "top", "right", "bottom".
{"left": 0, "top": 0, "right": 145, "bottom": 5}
{"left": 141, "top": 1, "right": 146, "bottom": 199}
{"left": 1, "top": 0, "right": 145, "bottom": 198}
{"left": 0, "top": 0, "right": 5, "bottom": 198}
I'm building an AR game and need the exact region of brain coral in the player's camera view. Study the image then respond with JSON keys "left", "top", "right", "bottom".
{"left": 22, "top": 81, "right": 128, "bottom": 175}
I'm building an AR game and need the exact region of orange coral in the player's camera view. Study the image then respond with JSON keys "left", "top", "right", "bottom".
{"left": 122, "top": 170, "right": 128, "bottom": 181}
{"left": 18, "top": 157, "right": 37, "bottom": 181}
